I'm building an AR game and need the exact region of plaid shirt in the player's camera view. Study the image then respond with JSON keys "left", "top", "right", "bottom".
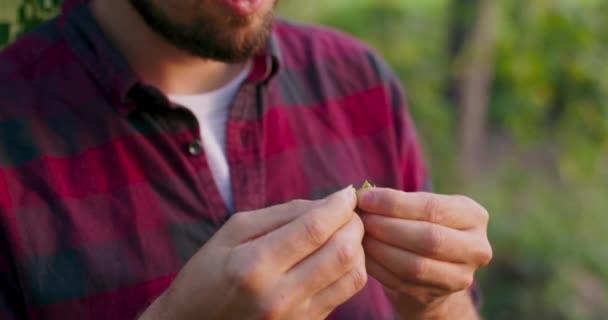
{"left": 0, "top": 0, "right": 431, "bottom": 319}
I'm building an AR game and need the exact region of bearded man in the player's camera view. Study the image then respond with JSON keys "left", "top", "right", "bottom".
{"left": 0, "top": 0, "right": 492, "bottom": 319}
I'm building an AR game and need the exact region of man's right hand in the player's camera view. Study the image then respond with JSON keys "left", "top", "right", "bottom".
{"left": 139, "top": 186, "right": 366, "bottom": 320}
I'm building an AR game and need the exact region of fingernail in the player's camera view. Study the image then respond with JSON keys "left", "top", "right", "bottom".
{"left": 342, "top": 185, "right": 356, "bottom": 206}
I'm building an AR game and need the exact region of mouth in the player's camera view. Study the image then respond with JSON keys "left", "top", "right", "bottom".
{"left": 222, "top": 0, "right": 265, "bottom": 16}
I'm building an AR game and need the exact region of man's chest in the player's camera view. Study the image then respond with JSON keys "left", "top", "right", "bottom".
{"left": 3, "top": 93, "right": 401, "bottom": 319}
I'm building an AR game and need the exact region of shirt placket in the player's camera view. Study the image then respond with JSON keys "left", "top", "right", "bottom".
{"left": 226, "top": 83, "right": 267, "bottom": 213}
{"left": 171, "top": 107, "right": 231, "bottom": 224}
{"left": 132, "top": 85, "right": 231, "bottom": 225}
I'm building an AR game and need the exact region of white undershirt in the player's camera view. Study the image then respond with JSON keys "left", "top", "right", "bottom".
{"left": 169, "top": 63, "right": 251, "bottom": 213}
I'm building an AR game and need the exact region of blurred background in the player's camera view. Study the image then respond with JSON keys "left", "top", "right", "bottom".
{"left": 2, "top": 0, "right": 608, "bottom": 318}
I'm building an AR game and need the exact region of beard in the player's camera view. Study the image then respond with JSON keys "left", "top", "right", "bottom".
{"left": 128, "top": 0, "right": 274, "bottom": 63}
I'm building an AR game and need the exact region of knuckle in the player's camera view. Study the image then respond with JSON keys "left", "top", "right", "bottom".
{"left": 454, "top": 194, "right": 473, "bottom": 205}
{"left": 476, "top": 242, "right": 493, "bottom": 266}
{"left": 258, "top": 297, "right": 287, "bottom": 320}
{"left": 335, "top": 242, "right": 358, "bottom": 268}
{"left": 460, "top": 196, "right": 489, "bottom": 222}
{"left": 227, "top": 250, "right": 267, "bottom": 294}
{"left": 409, "top": 258, "right": 429, "bottom": 282}
{"left": 228, "top": 265, "right": 264, "bottom": 294}
{"left": 303, "top": 216, "right": 329, "bottom": 246}
{"left": 417, "top": 290, "right": 443, "bottom": 305}
{"left": 226, "top": 211, "right": 250, "bottom": 229}
{"left": 461, "top": 274, "right": 475, "bottom": 290}
{"left": 478, "top": 206, "right": 490, "bottom": 223}
{"left": 449, "top": 274, "right": 474, "bottom": 292}
{"left": 349, "top": 266, "right": 368, "bottom": 292}
{"left": 423, "top": 225, "right": 445, "bottom": 256}
{"left": 423, "top": 194, "right": 444, "bottom": 224}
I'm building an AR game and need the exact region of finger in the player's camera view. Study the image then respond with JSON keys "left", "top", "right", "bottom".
{"left": 309, "top": 251, "right": 367, "bottom": 318}
{"left": 365, "top": 255, "right": 402, "bottom": 292}
{"left": 357, "top": 189, "right": 488, "bottom": 229}
{"left": 363, "top": 237, "right": 474, "bottom": 292}
{"left": 365, "top": 256, "right": 452, "bottom": 307}
{"left": 361, "top": 214, "right": 476, "bottom": 264}
{"left": 253, "top": 186, "right": 357, "bottom": 271}
{"left": 284, "top": 215, "right": 364, "bottom": 301}
{"left": 221, "top": 199, "right": 314, "bottom": 245}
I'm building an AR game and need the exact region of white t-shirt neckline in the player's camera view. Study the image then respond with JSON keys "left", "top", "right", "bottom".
{"left": 168, "top": 62, "right": 252, "bottom": 213}
{"left": 169, "top": 62, "right": 252, "bottom": 117}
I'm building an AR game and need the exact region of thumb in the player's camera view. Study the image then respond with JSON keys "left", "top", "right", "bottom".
{"left": 219, "top": 186, "right": 356, "bottom": 245}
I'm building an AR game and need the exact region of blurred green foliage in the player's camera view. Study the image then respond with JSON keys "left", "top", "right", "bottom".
{"left": 0, "top": 0, "right": 61, "bottom": 46}
{"left": 493, "top": 1, "right": 608, "bottom": 180}
{"left": 2, "top": 0, "right": 608, "bottom": 318}
{"left": 278, "top": 2, "right": 608, "bottom": 319}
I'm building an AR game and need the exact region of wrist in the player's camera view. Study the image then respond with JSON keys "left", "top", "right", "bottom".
{"left": 389, "top": 290, "right": 478, "bottom": 320}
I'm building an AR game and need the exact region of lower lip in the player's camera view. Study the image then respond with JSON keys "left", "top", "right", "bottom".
{"left": 222, "top": 0, "right": 265, "bottom": 16}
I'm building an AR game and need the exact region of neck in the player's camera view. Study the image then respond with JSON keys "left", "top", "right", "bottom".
{"left": 90, "top": 0, "right": 247, "bottom": 95}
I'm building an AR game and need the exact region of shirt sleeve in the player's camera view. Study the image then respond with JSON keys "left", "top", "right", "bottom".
{"left": 365, "top": 49, "right": 430, "bottom": 194}
{"left": 386, "top": 73, "right": 431, "bottom": 193}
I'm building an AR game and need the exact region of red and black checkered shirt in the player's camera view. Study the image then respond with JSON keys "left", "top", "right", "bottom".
{"left": 0, "top": 0, "right": 432, "bottom": 319}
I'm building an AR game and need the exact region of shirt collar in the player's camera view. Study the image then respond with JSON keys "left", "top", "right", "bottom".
{"left": 249, "top": 30, "right": 283, "bottom": 84}
{"left": 60, "top": 0, "right": 283, "bottom": 116}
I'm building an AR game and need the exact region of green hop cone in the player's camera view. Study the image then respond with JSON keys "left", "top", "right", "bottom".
{"left": 359, "top": 180, "right": 375, "bottom": 191}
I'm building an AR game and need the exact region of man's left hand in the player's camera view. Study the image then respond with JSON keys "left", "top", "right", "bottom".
{"left": 356, "top": 188, "right": 492, "bottom": 320}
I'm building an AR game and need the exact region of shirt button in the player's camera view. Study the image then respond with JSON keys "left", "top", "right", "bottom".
{"left": 187, "top": 140, "right": 203, "bottom": 156}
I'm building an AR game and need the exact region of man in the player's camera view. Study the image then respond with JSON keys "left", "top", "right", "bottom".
{"left": 0, "top": 0, "right": 492, "bottom": 319}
